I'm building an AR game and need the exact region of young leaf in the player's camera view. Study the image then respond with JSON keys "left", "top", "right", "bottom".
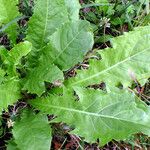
{"left": 0, "top": 79, "right": 21, "bottom": 113}
{"left": 66, "top": 26, "right": 150, "bottom": 88}
{"left": 0, "top": 0, "right": 20, "bottom": 44}
{"left": 0, "top": 41, "right": 32, "bottom": 76}
{"left": 12, "top": 110, "right": 52, "bottom": 150}
{"left": 29, "top": 87, "right": 150, "bottom": 145}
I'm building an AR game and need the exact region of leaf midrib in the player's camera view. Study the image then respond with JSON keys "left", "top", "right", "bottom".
{"left": 40, "top": 0, "right": 49, "bottom": 48}
{"left": 72, "top": 47, "right": 150, "bottom": 86}
{"left": 38, "top": 103, "right": 149, "bottom": 128}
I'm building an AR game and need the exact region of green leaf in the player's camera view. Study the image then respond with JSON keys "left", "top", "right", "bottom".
{"left": 23, "top": 42, "right": 64, "bottom": 96}
{"left": 23, "top": 62, "right": 64, "bottom": 96}
{"left": 45, "top": 20, "right": 94, "bottom": 71}
{"left": 23, "top": 20, "right": 93, "bottom": 95}
{"left": 29, "top": 87, "right": 150, "bottom": 145}
{"left": 26, "top": 0, "right": 69, "bottom": 50}
{"left": 12, "top": 110, "right": 52, "bottom": 150}
{"left": 0, "top": 41, "right": 32, "bottom": 76}
{"left": 26, "top": 0, "right": 82, "bottom": 68}
{"left": 0, "top": 0, "right": 19, "bottom": 44}
{"left": 66, "top": 26, "right": 150, "bottom": 88}
{"left": 0, "top": 79, "right": 21, "bottom": 113}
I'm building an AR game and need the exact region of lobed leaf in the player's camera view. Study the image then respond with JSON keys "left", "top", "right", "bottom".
{"left": 29, "top": 87, "right": 150, "bottom": 145}
{"left": 66, "top": 26, "right": 150, "bottom": 88}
